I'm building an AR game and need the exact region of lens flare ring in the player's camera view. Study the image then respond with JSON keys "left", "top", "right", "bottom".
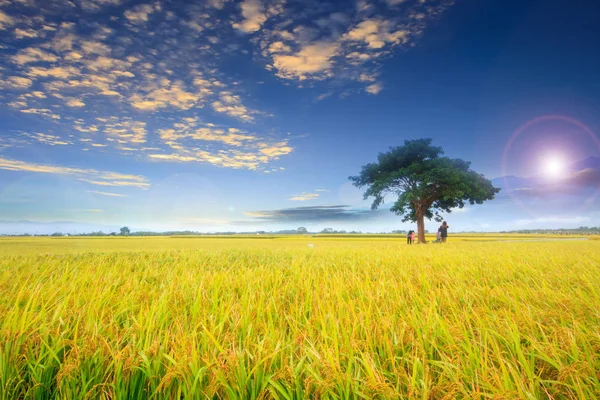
{"left": 501, "top": 115, "right": 600, "bottom": 216}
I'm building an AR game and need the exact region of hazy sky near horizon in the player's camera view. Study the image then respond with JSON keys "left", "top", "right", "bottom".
{"left": 1, "top": 0, "right": 600, "bottom": 233}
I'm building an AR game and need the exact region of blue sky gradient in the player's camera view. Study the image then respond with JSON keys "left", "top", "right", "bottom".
{"left": 1, "top": 0, "right": 600, "bottom": 234}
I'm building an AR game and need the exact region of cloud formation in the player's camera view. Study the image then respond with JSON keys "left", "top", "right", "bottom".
{"left": 0, "top": 156, "right": 149, "bottom": 189}
{"left": 87, "top": 190, "right": 128, "bottom": 197}
{"left": 146, "top": 117, "right": 292, "bottom": 169}
{"left": 256, "top": 0, "right": 452, "bottom": 91}
{"left": 245, "top": 205, "right": 381, "bottom": 222}
{"left": 499, "top": 164, "right": 600, "bottom": 200}
{"left": 0, "top": 0, "right": 291, "bottom": 170}
{"left": 20, "top": 132, "right": 72, "bottom": 145}
{"left": 0, "top": 0, "right": 452, "bottom": 173}
{"left": 233, "top": 0, "right": 267, "bottom": 33}
{"left": 124, "top": 3, "right": 156, "bottom": 24}
{"left": 289, "top": 193, "right": 319, "bottom": 201}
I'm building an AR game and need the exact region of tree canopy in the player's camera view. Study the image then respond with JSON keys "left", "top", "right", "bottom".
{"left": 349, "top": 138, "right": 500, "bottom": 243}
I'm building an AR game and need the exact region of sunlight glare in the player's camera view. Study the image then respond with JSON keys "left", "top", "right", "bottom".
{"left": 543, "top": 155, "right": 565, "bottom": 177}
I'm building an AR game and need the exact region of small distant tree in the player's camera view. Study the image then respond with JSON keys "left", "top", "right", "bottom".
{"left": 296, "top": 227, "right": 308, "bottom": 234}
{"left": 350, "top": 139, "right": 500, "bottom": 244}
{"left": 120, "top": 226, "right": 130, "bottom": 236}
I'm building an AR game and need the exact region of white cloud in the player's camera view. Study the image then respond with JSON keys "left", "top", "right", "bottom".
{"left": 359, "top": 73, "right": 377, "bottom": 82}
{"left": 289, "top": 193, "right": 319, "bottom": 201}
{"left": 129, "top": 81, "right": 206, "bottom": 111}
{"left": 87, "top": 190, "right": 128, "bottom": 197}
{"left": 103, "top": 118, "right": 147, "bottom": 144}
{"left": 208, "top": 0, "right": 230, "bottom": 9}
{"left": 80, "top": 40, "right": 110, "bottom": 55}
{"left": 52, "top": 32, "right": 77, "bottom": 52}
{"left": 149, "top": 119, "right": 293, "bottom": 170}
{"left": 345, "top": 19, "right": 408, "bottom": 49}
{"left": 233, "top": 0, "right": 267, "bottom": 33}
{"left": 12, "top": 47, "right": 59, "bottom": 64}
{"left": 0, "top": 10, "right": 14, "bottom": 31}
{"left": 365, "top": 82, "right": 382, "bottom": 95}
{"left": 21, "top": 132, "right": 72, "bottom": 146}
{"left": 66, "top": 98, "right": 85, "bottom": 107}
{"left": 272, "top": 42, "right": 340, "bottom": 80}
{"left": 0, "top": 156, "right": 149, "bottom": 189}
{"left": 124, "top": 4, "right": 155, "bottom": 24}
{"left": 14, "top": 28, "right": 39, "bottom": 39}
{"left": 211, "top": 91, "right": 256, "bottom": 122}
{"left": 27, "top": 66, "right": 80, "bottom": 79}
{"left": 5, "top": 76, "right": 33, "bottom": 88}
{"left": 255, "top": 1, "right": 452, "bottom": 94}
{"left": 19, "top": 108, "right": 61, "bottom": 120}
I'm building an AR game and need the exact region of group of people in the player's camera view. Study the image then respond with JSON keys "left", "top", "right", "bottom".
{"left": 406, "top": 221, "right": 449, "bottom": 244}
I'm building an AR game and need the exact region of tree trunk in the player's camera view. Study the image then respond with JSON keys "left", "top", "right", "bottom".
{"left": 417, "top": 214, "right": 426, "bottom": 244}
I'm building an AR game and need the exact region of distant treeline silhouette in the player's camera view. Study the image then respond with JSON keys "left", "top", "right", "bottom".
{"left": 3, "top": 226, "right": 600, "bottom": 237}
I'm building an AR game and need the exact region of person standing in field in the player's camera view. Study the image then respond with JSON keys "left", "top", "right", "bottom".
{"left": 438, "top": 221, "right": 449, "bottom": 243}
{"left": 406, "top": 230, "right": 413, "bottom": 244}
{"left": 410, "top": 230, "right": 416, "bottom": 244}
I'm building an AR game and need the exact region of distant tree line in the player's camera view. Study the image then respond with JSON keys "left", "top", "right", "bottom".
{"left": 4, "top": 226, "right": 600, "bottom": 237}
{"left": 497, "top": 227, "right": 600, "bottom": 235}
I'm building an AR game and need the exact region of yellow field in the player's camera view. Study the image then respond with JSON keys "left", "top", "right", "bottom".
{"left": 1, "top": 236, "right": 599, "bottom": 399}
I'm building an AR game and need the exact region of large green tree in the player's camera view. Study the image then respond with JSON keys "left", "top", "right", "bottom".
{"left": 349, "top": 139, "right": 500, "bottom": 243}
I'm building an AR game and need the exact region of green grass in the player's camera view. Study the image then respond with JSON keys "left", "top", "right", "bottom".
{"left": 1, "top": 237, "right": 599, "bottom": 399}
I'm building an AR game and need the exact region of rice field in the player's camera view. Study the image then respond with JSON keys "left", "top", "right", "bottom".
{"left": 1, "top": 236, "right": 599, "bottom": 399}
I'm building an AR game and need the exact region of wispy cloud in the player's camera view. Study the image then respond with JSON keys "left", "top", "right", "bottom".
{"left": 244, "top": 205, "right": 382, "bottom": 222}
{"left": 366, "top": 82, "right": 383, "bottom": 95}
{"left": 149, "top": 117, "right": 292, "bottom": 169}
{"left": 124, "top": 4, "right": 156, "bottom": 24}
{"left": 0, "top": 156, "right": 149, "bottom": 189}
{"left": 255, "top": 0, "right": 453, "bottom": 91}
{"left": 21, "top": 132, "right": 72, "bottom": 146}
{"left": 0, "top": 1, "right": 292, "bottom": 168}
{"left": 0, "top": 10, "right": 15, "bottom": 31}
{"left": 0, "top": 0, "right": 447, "bottom": 171}
{"left": 289, "top": 193, "right": 319, "bottom": 201}
{"left": 87, "top": 190, "right": 128, "bottom": 197}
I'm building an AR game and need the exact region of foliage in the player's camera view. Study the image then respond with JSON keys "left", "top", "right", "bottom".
{"left": 120, "top": 226, "right": 131, "bottom": 236}
{"left": 0, "top": 236, "right": 599, "bottom": 398}
{"left": 350, "top": 138, "right": 500, "bottom": 242}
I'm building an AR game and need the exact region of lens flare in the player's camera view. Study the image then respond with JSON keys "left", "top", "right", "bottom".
{"left": 501, "top": 115, "right": 600, "bottom": 215}
{"left": 543, "top": 155, "right": 565, "bottom": 178}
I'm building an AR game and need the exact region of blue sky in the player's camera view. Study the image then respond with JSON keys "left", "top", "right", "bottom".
{"left": 1, "top": 0, "right": 600, "bottom": 234}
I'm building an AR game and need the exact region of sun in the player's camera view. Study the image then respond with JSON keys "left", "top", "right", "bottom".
{"left": 543, "top": 155, "right": 566, "bottom": 177}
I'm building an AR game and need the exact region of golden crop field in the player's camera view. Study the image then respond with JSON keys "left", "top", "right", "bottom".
{"left": 1, "top": 236, "right": 599, "bottom": 399}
